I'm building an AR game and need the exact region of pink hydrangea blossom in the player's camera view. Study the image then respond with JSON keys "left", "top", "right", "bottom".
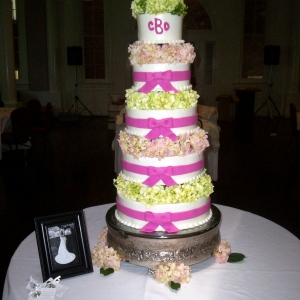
{"left": 119, "top": 129, "right": 209, "bottom": 159}
{"left": 91, "top": 227, "right": 121, "bottom": 271}
{"left": 213, "top": 251, "right": 230, "bottom": 264}
{"left": 128, "top": 42, "right": 196, "bottom": 65}
{"left": 213, "top": 240, "right": 231, "bottom": 264}
{"left": 154, "top": 262, "right": 191, "bottom": 285}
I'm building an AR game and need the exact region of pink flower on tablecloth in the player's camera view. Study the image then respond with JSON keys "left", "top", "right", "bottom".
{"left": 213, "top": 240, "right": 231, "bottom": 264}
{"left": 91, "top": 227, "right": 121, "bottom": 271}
{"left": 97, "top": 227, "right": 108, "bottom": 247}
{"left": 154, "top": 262, "right": 191, "bottom": 285}
{"left": 213, "top": 251, "right": 229, "bottom": 264}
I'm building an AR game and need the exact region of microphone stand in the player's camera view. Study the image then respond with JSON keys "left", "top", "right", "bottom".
{"left": 254, "top": 65, "right": 282, "bottom": 119}
{"left": 68, "top": 65, "right": 94, "bottom": 117}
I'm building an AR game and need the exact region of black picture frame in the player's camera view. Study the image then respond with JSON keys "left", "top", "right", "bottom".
{"left": 34, "top": 210, "right": 93, "bottom": 282}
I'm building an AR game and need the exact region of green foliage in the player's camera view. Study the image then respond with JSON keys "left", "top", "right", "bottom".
{"left": 169, "top": 281, "right": 181, "bottom": 291}
{"left": 100, "top": 268, "right": 114, "bottom": 276}
{"left": 173, "top": 2, "right": 188, "bottom": 16}
{"left": 228, "top": 253, "right": 246, "bottom": 263}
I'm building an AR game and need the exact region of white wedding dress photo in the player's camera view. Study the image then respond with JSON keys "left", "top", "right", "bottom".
{"left": 55, "top": 229, "right": 76, "bottom": 264}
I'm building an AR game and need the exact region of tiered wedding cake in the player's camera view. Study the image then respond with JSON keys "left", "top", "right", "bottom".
{"left": 106, "top": 0, "right": 221, "bottom": 268}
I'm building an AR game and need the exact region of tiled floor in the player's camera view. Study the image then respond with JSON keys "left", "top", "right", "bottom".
{"left": 1, "top": 115, "right": 299, "bottom": 296}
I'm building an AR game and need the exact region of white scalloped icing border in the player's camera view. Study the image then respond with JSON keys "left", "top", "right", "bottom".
{"left": 119, "top": 169, "right": 206, "bottom": 185}
{"left": 131, "top": 84, "right": 192, "bottom": 91}
{"left": 135, "top": 39, "right": 185, "bottom": 45}
{"left": 115, "top": 207, "right": 213, "bottom": 231}
{"left": 124, "top": 125, "right": 200, "bottom": 137}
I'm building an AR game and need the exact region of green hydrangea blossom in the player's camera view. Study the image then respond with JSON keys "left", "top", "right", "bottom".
{"left": 114, "top": 174, "right": 213, "bottom": 207}
{"left": 131, "top": 0, "right": 188, "bottom": 18}
{"left": 125, "top": 89, "right": 199, "bottom": 110}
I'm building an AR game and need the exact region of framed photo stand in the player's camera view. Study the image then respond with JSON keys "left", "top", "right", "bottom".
{"left": 34, "top": 210, "right": 93, "bottom": 281}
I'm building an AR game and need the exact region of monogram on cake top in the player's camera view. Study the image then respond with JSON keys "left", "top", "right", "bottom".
{"left": 113, "top": 0, "right": 213, "bottom": 232}
{"left": 132, "top": 0, "right": 188, "bottom": 43}
{"left": 127, "top": 0, "right": 196, "bottom": 97}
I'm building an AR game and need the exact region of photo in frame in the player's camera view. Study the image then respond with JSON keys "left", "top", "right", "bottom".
{"left": 34, "top": 210, "right": 93, "bottom": 281}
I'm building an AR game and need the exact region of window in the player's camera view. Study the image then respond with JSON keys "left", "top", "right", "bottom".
{"left": 242, "top": 0, "right": 266, "bottom": 79}
{"left": 12, "top": 0, "right": 19, "bottom": 79}
{"left": 12, "top": 0, "right": 16, "bottom": 20}
{"left": 82, "top": 0, "right": 105, "bottom": 79}
{"left": 204, "top": 42, "right": 215, "bottom": 85}
{"left": 183, "top": 0, "right": 211, "bottom": 30}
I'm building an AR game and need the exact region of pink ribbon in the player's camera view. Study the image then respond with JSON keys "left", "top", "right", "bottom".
{"left": 125, "top": 114, "right": 198, "bottom": 141}
{"left": 133, "top": 70, "right": 190, "bottom": 93}
{"left": 116, "top": 197, "right": 211, "bottom": 233}
{"left": 145, "top": 166, "right": 176, "bottom": 186}
{"left": 121, "top": 158, "right": 204, "bottom": 187}
{"left": 143, "top": 211, "right": 179, "bottom": 232}
{"left": 146, "top": 117, "right": 177, "bottom": 140}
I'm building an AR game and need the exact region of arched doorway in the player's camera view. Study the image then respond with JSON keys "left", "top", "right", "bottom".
{"left": 182, "top": 0, "right": 216, "bottom": 105}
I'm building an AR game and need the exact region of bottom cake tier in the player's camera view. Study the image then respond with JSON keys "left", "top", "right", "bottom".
{"left": 106, "top": 204, "right": 221, "bottom": 269}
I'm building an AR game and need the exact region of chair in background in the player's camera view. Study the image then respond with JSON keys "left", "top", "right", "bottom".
{"left": 27, "top": 99, "right": 54, "bottom": 155}
{"left": 0, "top": 93, "right": 4, "bottom": 107}
{"left": 288, "top": 103, "right": 300, "bottom": 156}
{"left": 1, "top": 107, "right": 32, "bottom": 165}
{"left": 108, "top": 95, "right": 125, "bottom": 130}
{"left": 290, "top": 103, "right": 300, "bottom": 138}
{"left": 197, "top": 104, "right": 221, "bottom": 181}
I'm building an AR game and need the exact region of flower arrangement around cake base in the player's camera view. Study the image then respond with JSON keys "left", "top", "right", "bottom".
{"left": 91, "top": 227, "right": 246, "bottom": 291}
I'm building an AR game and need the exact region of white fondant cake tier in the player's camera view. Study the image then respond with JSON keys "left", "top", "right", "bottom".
{"left": 133, "top": 39, "right": 185, "bottom": 45}
{"left": 125, "top": 106, "right": 198, "bottom": 137}
{"left": 116, "top": 193, "right": 212, "bottom": 231}
{"left": 121, "top": 152, "right": 205, "bottom": 185}
{"left": 138, "top": 13, "right": 183, "bottom": 43}
{"left": 132, "top": 63, "right": 191, "bottom": 92}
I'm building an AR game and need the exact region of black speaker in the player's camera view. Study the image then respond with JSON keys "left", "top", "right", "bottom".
{"left": 67, "top": 46, "right": 82, "bottom": 65}
{"left": 264, "top": 45, "right": 280, "bottom": 65}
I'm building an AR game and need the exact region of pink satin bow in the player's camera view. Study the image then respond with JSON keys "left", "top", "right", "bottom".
{"left": 145, "top": 117, "right": 177, "bottom": 140}
{"left": 143, "top": 166, "right": 177, "bottom": 187}
{"left": 121, "top": 158, "right": 204, "bottom": 187}
{"left": 116, "top": 197, "right": 211, "bottom": 233}
{"left": 141, "top": 211, "right": 179, "bottom": 233}
{"left": 139, "top": 70, "right": 178, "bottom": 93}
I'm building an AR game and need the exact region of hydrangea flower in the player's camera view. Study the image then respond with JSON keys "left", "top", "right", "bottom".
{"left": 125, "top": 89, "right": 199, "bottom": 110}
{"left": 213, "top": 240, "right": 231, "bottom": 264}
{"left": 114, "top": 174, "right": 213, "bottom": 207}
{"left": 154, "top": 262, "right": 191, "bottom": 285}
{"left": 131, "top": 0, "right": 188, "bottom": 18}
{"left": 119, "top": 128, "right": 209, "bottom": 159}
{"left": 129, "top": 42, "right": 196, "bottom": 65}
{"left": 91, "top": 227, "right": 121, "bottom": 271}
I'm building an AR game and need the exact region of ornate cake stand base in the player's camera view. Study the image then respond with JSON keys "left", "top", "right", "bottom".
{"left": 106, "top": 205, "right": 221, "bottom": 269}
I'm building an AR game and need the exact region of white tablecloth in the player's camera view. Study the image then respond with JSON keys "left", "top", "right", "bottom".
{"left": 2, "top": 204, "right": 300, "bottom": 300}
{"left": 0, "top": 108, "right": 14, "bottom": 160}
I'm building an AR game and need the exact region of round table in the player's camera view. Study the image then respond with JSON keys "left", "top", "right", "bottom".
{"left": 2, "top": 204, "right": 300, "bottom": 300}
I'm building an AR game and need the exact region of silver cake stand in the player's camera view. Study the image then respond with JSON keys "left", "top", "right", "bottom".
{"left": 106, "top": 204, "right": 221, "bottom": 269}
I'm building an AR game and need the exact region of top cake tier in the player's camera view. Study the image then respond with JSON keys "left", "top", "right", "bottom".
{"left": 137, "top": 13, "right": 183, "bottom": 44}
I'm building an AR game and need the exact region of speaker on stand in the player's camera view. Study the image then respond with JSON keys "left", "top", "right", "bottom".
{"left": 254, "top": 45, "right": 281, "bottom": 120}
{"left": 67, "top": 46, "right": 93, "bottom": 117}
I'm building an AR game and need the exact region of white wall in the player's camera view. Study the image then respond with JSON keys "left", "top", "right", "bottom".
{"left": 15, "top": 0, "right": 300, "bottom": 117}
